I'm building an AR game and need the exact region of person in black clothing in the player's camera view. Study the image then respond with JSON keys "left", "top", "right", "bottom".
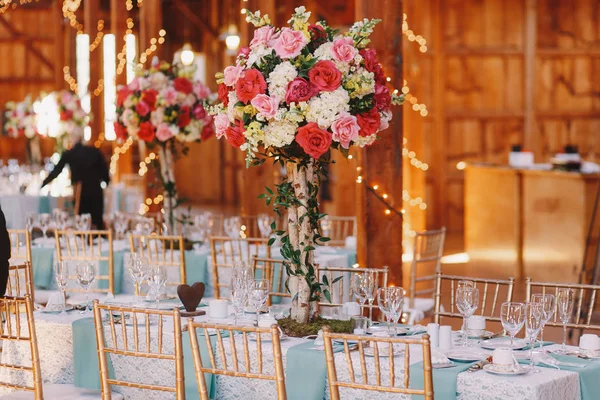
{"left": 42, "top": 138, "right": 110, "bottom": 229}
{"left": 0, "top": 206, "right": 10, "bottom": 296}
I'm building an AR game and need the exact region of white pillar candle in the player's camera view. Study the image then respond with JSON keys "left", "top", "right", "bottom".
{"left": 208, "top": 299, "right": 229, "bottom": 319}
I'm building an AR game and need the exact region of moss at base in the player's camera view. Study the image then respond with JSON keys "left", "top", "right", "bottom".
{"left": 277, "top": 316, "right": 353, "bottom": 337}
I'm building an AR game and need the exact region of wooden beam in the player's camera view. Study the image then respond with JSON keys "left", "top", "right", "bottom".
{"left": 85, "top": 0, "right": 102, "bottom": 142}
{"left": 172, "top": 0, "right": 218, "bottom": 38}
{"left": 523, "top": 0, "right": 536, "bottom": 153}
{"left": 139, "top": 0, "right": 164, "bottom": 61}
{"left": 53, "top": 0, "right": 65, "bottom": 89}
{"left": 355, "top": 0, "right": 404, "bottom": 285}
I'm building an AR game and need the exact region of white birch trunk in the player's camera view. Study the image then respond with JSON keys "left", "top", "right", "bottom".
{"left": 158, "top": 144, "right": 177, "bottom": 234}
{"left": 28, "top": 136, "right": 42, "bottom": 165}
{"left": 286, "top": 160, "right": 318, "bottom": 324}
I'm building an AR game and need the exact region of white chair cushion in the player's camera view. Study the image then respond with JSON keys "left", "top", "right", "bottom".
{"left": 33, "top": 289, "right": 61, "bottom": 306}
{"left": 0, "top": 384, "right": 123, "bottom": 399}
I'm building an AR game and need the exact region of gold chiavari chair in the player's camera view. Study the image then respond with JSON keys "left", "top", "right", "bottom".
{"left": 7, "top": 229, "right": 32, "bottom": 266}
{"left": 321, "top": 216, "right": 357, "bottom": 246}
{"left": 5, "top": 262, "right": 34, "bottom": 298}
{"left": 55, "top": 229, "right": 115, "bottom": 294}
{"left": 322, "top": 327, "right": 434, "bottom": 400}
{"left": 251, "top": 256, "right": 291, "bottom": 306}
{"left": 129, "top": 234, "right": 186, "bottom": 289}
{"left": 526, "top": 278, "right": 600, "bottom": 333}
{"left": 317, "top": 266, "right": 388, "bottom": 310}
{"left": 434, "top": 273, "right": 515, "bottom": 324}
{"left": 187, "top": 321, "right": 287, "bottom": 400}
{"left": 210, "top": 236, "right": 271, "bottom": 299}
{"left": 93, "top": 301, "right": 184, "bottom": 399}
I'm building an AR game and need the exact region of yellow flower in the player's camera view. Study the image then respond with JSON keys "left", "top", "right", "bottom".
{"left": 243, "top": 105, "right": 258, "bottom": 117}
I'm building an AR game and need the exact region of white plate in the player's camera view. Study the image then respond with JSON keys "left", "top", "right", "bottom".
{"left": 483, "top": 364, "right": 530, "bottom": 375}
{"left": 248, "top": 333, "right": 288, "bottom": 342}
{"left": 467, "top": 330, "right": 494, "bottom": 339}
{"left": 39, "top": 305, "right": 74, "bottom": 314}
{"left": 363, "top": 346, "right": 402, "bottom": 358}
{"left": 480, "top": 338, "right": 528, "bottom": 350}
{"left": 579, "top": 349, "right": 600, "bottom": 359}
{"left": 333, "top": 339, "right": 359, "bottom": 346}
{"left": 445, "top": 349, "right": 490, "bottom": 363}
{"left": 367, "top": 325, "right": 409, "bottom": 335}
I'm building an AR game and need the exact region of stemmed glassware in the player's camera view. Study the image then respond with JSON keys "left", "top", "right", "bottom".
{"left": 501, "top": 302, "right": 526, "bottom": 349}
{"left": 224, "top": 216, "right": 242, "bottom": 239}
{"left": 76, "top": 213, "right": 92, "bottom": 230}
{"left": 364, "top": 272, "right": 377, "bottom": 322}
{"left": 257, "top": 214, "right": 272, "bottom": 238}
{"left": 351, "top": 273, "right": 370, "bottom": 318}
{"left": 531, "top": 293, "right": 555, "bottom": 353}
{"left": 556, "top": 288, "right": 575, "bottom": 354}
{"left": 113, "top": 212, "right": 129, "bottom": 241}
{"left": 377, "top": 287, "right": 404, "bottom": 336}
{"left": 231, "top": 264, "right": 252, "bottom": 325}
{"left": 525, "top": 302, "right": 544, "bottom": 372}
{"left": 147, "top": 264, "right": 167, "bottom": 309}
{"left": 320, "top": 217, "right": 331, "bottom": 239}
{"left": 456, "top": 286, "right": 479, "bottom": 347}
{"left": 76, "top": 262, "right": 96, "bottom": 313}
{"left": 249, "top": 279, "right": 270, "bottom": 326}
{"left": 53, "top": 260, "right": 69, "bottom": 313}
{"left": 128, "top": 254, "right": 147, "bottom": 305}
{"left": 38, "top": 213, "right": 50, "bottom": 241}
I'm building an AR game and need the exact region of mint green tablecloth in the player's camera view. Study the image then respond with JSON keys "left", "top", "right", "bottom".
{"left": 184, "top": 250, "right": 209, "bottom": 287}
{"left": 30, "top": 247, "right": 55, "bottom": 289}
{"left": 99, "top": 250, "right": 126, "bottom": 294}
{"left": 38, "top": 196, "right": 51, "bottom": 214}
{"left": 410, "top": 360, "right": 475, "bottom": 400}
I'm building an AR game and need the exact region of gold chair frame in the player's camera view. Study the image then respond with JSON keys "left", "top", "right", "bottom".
{"left": 55, "top": 229, "right": 115, "bottom": 294}
{"left": 317, "top": 266, "right": 389, "bottom": 309}
{"left": 322, "top": 327, "right": 433, "bottom": 399}
{"left": 92, "top": 301, "right": 185, "bottom": 398}
{"left": 0, "top": 294, "right": 43, "bottom": 399}
{"left": 525, "top": 278, "right": 600, "bottom": 331}
{"left": 408, "top": 227, "right": 446, "bottom": 308}
{"left": 434, "top": 273, "right": 515, "bottom": 324}
{"left": 251, "top": 256, "right": 291, "bottom": 306}
{"left": 209, "top": 236, "right": 271, "bottom": 299}
{"left": 7, "top": 229, "right": 32, "bottom": 266}
{"left": 6, "top": 262, "right": 34, "bottom": 298}
{"left": 321, "top": 216, "right": 357, "bottom": 247}
{"left": 187, "top": 321, "right": 287, "bottom": 400}
{"left": 129, "top": 234, "right": 187, "bottom": 288}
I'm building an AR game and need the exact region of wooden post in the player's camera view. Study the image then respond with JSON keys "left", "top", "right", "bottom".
{"left": 139, "top": 0, "right": 164, "bottom": 62}
{"left": 523, "top": 0, "right": 536, "bottom": 154}
{"left": 355, "top": 0, "right": 404, "bottom": 285}
{"left": 84, "top": 0, "right": 102, "bottom": 143}
{"left": 52, "top": 0, "right": 65, "bottom": 90}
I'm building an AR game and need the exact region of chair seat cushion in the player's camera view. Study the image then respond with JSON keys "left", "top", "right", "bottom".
{"left": 0, "top": 384, "right": 123, "bottom": 399}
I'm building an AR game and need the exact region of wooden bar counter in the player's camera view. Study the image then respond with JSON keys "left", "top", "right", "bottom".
{"left": 465, "top": 163, "right": 600, "bottom": 283}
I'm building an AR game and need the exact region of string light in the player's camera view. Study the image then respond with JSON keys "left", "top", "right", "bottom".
{"left": 109, "top": 136, "right": 134, "bottom": 175}
{"left": 1, "top": 0, "right": 41, "bottom": 13}
{"left": 62, "top": 0, "right": 84, "bottom": 33}
{"left": 138, "top": 30, "right": 166, "bottom": 67}
{"left": 139, "top": 194, "right": 163, "bottom": 215}
{"left": 402, "top": 137, "right": 429, "bottom": 171}
{"left": 402, "top": 13, "right": 427, "bottom": 53}
{"left": 88, "top": 20, "right": 105, "bottom": 52}
{"left": 62, "top": 66, "right": 78, "bottom": 92}
{"left": 138, "top": 152, "right": 157, "bottom": 177}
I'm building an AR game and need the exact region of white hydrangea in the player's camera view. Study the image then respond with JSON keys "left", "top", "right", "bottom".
{"left": 267, "top": 62, "right": 298, "bottom": 100}
{"left": 313, "top": 42, "right": 334, "bottom": 61}
{"left": 227, "top": 91, "right": 242, "bottom": 121}
{"left": 263, "top": 120, "right": 297, "bottom": 148}
{"left": 305, "top": 87, "right": 350, "bottom": 129}
{"left": 353, "top": 134, "right": 377, "bottom": 148}
{"left": 247, "top": 46, "right": 272, "bottom": 68}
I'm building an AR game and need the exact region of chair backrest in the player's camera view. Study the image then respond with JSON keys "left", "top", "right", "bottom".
{"left": 187, "top": 321, "right": 286, "bottom": 400}
{"left": 321, "top": 216, "right": 357, "bottom": 246}
{"left": 317, "top": 266, "right": 389, "bottom": 308}
{"left": 92, "top": 301, "right": 185, "bottom": 398}
{"left": 129, "top": 234, "right": 186, "bottom": 288}
{"left": 322, "top": 327, "right": 433, "bottom": 399}
{"left": 7, "top": 229, "right": 32, "bottom": 266}
{"left": 408, "top": 227, "right": 446, "bottom": 308}
{"left": 209, "top": 236, "right": 271, "bottom": 299}
{"left": 252, "top": 256, "right": 291, "bottom": 306}
{"left": 55, "top": 229, "right": 114, "bottom": 294}
{"left": 6, "top": 262, "right": 34, "bottom": 298}
{"left": 0, "top": 294, "right": 43, "bottom": 399}
{"left": 434, "top": 273, "right": 515, "bottom": 324}
{"left": 525, "top": 278, "right": 600, "bottom": 332}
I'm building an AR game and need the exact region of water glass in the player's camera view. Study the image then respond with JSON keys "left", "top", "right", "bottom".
{"left": 501, "top": 302, "right": 525, "bottom": 349}
{"left": 76, "top": 262, "right": 96, "bottom": 313}
{"left": 231, "top": 274, "right": 249, "bottom": 325}
{"left": 224, "top": 216, "right": 242, "bottom": 239}
{"left": 320, "top": 216, "right": 331, "bottom": 239}
{"left": 113, "top": 212, "right": 129, "bottom": 240}
{"left": 456, "top": 286, "right": 479, "bottom": 347}
{"left": 53, "top": 260, "right": 69, "bottom": 311}
{"left": 531, "top": 293, "right": 555, "bottom": 353}
{"left": 556, "top": 288, "right": 575, "bottom": 354}
{"left": 249, "top": 279, "right": 270, "bottom": 326}
{"left": 257, "top": 214, "right": 272, "bottom": 238}
{"left": 128, "top": 254, "right": 147, "bottom": 304}
{"left": 377, "top": 287, "right": 404, "bottom": 336}
{"left": 525, "top": 302, "right": 543, "bottom": 372}
{"left": 147, "top": 265, "right": 167, "bottom": 308}
{"left": 38, "top": 213, "right": 50, "bottom": 240}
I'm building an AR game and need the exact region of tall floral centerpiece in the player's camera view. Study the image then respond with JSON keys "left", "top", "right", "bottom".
{"left": 4, "top": 95, "right": 42, "bottom": 164}
{"left": 115, "top": 60, "right": 214, "bottom": 233}
{"left": 211, "top": 7, "right": 397, "bottom": 324}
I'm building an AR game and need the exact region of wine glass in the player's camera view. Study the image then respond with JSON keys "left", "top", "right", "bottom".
{"left": 128, "top": 254, "right": 147, "bottom": 305}
{"left": 53, "top": 260, "right": 69, "bottom": 312}
{"left": 249, "top": 279, "right": 270, "bottom": 326}
{"left": 556, "top": 288, "right": 575, "bottom": 354}
{"left": 78, "top": 213, "right": 91, "bottom": 230}
{"left": 257, "top": 214, "right": 271, "bottom": 238}
{"left": 351, "top": 273, "right": 369, "bottom": 317}
{"left": 224, "top": 216, "right": 241, "bottom": 238}
{"left": 113, "top": 212, "right": 129, "bottom": 240}
{"left": 457, "top": 280, "right": 475, "bottom": 340}
{"left": 525, "top": 302, "right": 543, "bottom": 372}
{"left": 38, "top": 213, "right": 50, "bottom": 241}
{"left": 531, "top": 293, "right": 555, "bottom": 353}
{"left": 377, "top": 287, "right": 404, "bottom": 336}
{"left": 363, "top": 271, "right": 377, "bottom": 323}
{"left": 26, "top": 212, "right": 36, "bottom": 231}
{"left": 320, "top": 216, "right": 331, "bottom": 239}
{"left": 501, "top": 302, "right": 526, "bottom": 349}
{"left": 147, "top": 264, "right": 167, "bottom": 309}
{"left": 76, "top": 262, "right": 96, "bottom": 313}
{"left": 231, "top": 270, "right": 250, "bottom": 325}
{"left": 456, "top": 286, "right": 479, "bottom": 347}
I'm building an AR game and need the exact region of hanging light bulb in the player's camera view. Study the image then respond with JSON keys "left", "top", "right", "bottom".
{"left": 221, "top": 24, "right": 240, "bottom": 54}
{"left": 180, "top": 43, "right": 195, "bottom": 66}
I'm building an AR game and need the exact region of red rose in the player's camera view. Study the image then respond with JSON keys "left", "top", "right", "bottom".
{"left": 173, "top": 77, "right": 193, "bottom": 94}
{"left": 309, "top": 24, "right": 327, "bottom": 42}
{"left": 296, "top": 122, "right": 332, "bottom": 159}
{"left": 360, "top": 48, "right": 386, "bottom": 85}
{"left": 238, "top": 47, "right": 250, "bottom": 57}
{"left": 308, "top": 60, "right": 342, "bottom": 92}
{"left": 137, "top": 121, "right": 156, "bottom": 142}
{"left": 114, "top": 122, "right": 128, "bottom": 141}
{"left": 218, "top": 83, "right": 230, "bottom": 106}
{"left": 193, "top": 104, "right": 206, "bottom": 120}
{"left": 60, "top": 110, "right": 73, "bottom": 121}
{"left": 135, "top": 101, "right": 151, "bottom": 117}
{"left": 357, "top": 109, "right": 381, "bottom": 137}
{"left": 116, "top": 88, "right": 132, "bottom": 107}
{"left": 235, "top": 68, "right": 267, "bottom": 104}
{"left": 226, "top": 120, "right": 246, "bottom": 148}
{"left": 141, "top": 89, "right": 158, "bottom": 109}
{"left": 373, "top": 84, "right": 392, "bottom": 112}
{"left": 201, "top": 120, "right": 214, "bottom": 141}
{"left": 285, "top": 77, "right": 318, "bottom": 104}
{"left": 178, "top": 106, "right": 191, "bottom": 128}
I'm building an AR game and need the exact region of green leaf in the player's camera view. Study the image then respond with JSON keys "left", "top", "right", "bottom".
{"left": 270, "top": 221, "right": 276, "bottom": 230}
{"left": 268, "top": 238, "right": 276, "bottom": 246}
{"left": 332, "top": 276, "right": 344, "bottom": 284}
{"left": 324, "top": 289, "right": 332, "bottom": 303}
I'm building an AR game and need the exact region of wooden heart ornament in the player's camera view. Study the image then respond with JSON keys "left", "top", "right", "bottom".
{"left": 177, "top": 282, "right": 205, "bottom": 312}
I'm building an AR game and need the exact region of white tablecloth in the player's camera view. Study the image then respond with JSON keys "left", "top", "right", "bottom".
{"left": 0, "top": 194, "right": 59, "bottom": 229}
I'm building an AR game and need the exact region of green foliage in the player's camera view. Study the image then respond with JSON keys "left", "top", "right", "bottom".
{"left": 277, "top": 316, "right": 353, "bottom": 337}
{"left": 349, "top": 94, "right": 375, "bottom": 115}
{"left": 257, "top": 50, "right": 281, "bottom": 77}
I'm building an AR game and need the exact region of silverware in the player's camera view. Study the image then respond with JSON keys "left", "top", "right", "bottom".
{"left": 433, "top": 362, "right": 456, "bottom": 369}
{"left": 467, "top": 360, "right": 490, "bottom": 373}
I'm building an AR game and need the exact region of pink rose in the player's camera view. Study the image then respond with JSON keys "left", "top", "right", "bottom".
{"left": 285, "top": 77, "right": 318, "bottom": 104}
{"left": 193, "top": 104, "right": 207, "bottom": 120}
{"left": 331, "top": 112, "right": 360, "bottom": 149}
{"left": 161, "top": 87, "right": 178, "bottom": 106}
{"left": 223, "top": 65, "right": 244, "bottom": 87}
{"left": 373, "top": 84, "right": 391, "bottom": 112}
{"left": 331, "top": 37, "right": 357, "bottom": 63}
{"left": 238, "top": 47, "right": 250, "bottom": 57}
{"left": 135, "top": 101, "right": 151, "bottom": 117}
{"left": 235, "top": 68, "right": 267, "bottom": 103}
{"left": 273, "top": 28, "right": 307, "bottom": 59}
{"left": 194, "top": 82, "right": 211, "bottom": 99}
{"left": 250, "top": 94, "right": 279, "bottom": 118}
{"left": 156, "top": 123, "right": 175, "bottom": 142}
{"left": 128, "top": 78, "right": 140, "bottom": 91}
{"left": 250, "top": 26, "right": 275, "bottom": 48}
{"left": 214, "top": 113, "right": 230, "bottom": 139}
{"left": 308, "top": 60, "right": 342, "bottom": 92}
